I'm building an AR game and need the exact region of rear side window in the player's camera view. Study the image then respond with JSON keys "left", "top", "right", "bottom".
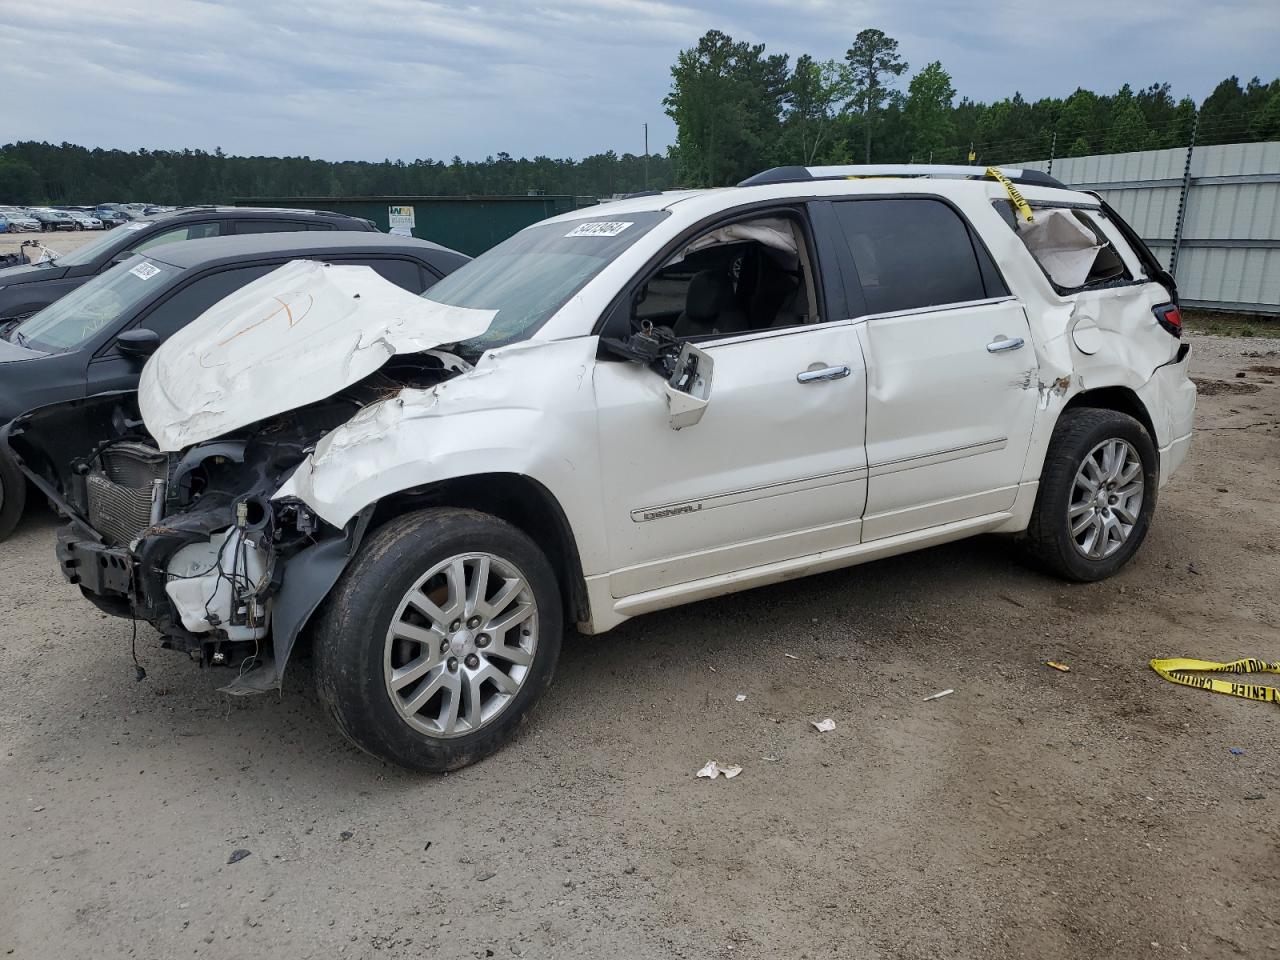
{"left": 133, "top": 221, "right": 222, "bottom": 253}
{"left": 328, "top": 257, "right": 428, "bottom": 293}
{"left": 235, "top": 219, "right": 312, "bottom": 234}
{"left": 833, "top": 198, "right": 1002, "bottom": 315}
{"left": 134, "top": 264, "right": 277, "bottom": 340}
{"left": 1002, "top": 205, "right": 1134, "bottom": 291}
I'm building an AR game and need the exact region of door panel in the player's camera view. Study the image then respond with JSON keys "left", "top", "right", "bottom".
{"left": 857, "top": 299, "right": 1038, "bottom": 540}
{"left": 594, "top": 322, "right": 868, "bottom": 597}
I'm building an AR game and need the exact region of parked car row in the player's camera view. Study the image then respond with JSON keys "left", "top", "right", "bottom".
{"left": 0, "top": 166, "right": 1196, "bottom": 774}
{"left": 0, "top": 202, "right": 185, "bottom": 233}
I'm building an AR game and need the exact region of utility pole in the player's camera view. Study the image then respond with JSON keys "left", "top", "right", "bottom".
{"left": 1047, "top": 131, "right": 1057, "bottom": 177}
{"left": 643, "top": 123, "right": 649, "bottom": 190}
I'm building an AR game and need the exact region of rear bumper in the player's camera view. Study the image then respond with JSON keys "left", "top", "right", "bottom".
{"left": 1159, "top": 434, "right": 1192, "bottom": 485}
{"left": 1137, "top": 343, "right": 1196, "bottom": 486}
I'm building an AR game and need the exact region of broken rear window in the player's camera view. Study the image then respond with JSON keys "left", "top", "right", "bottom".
{"left": 422, "top": 210, "right": 670, "bottom": 355}
{"left": 1000, "top": 204, "right": 1133, "bottom": 291}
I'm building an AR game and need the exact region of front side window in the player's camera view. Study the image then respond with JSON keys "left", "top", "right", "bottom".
{"left": 42, "top": 225, "right": 128, "bottom": 266}
{"left": 133, "top": 222, "right": 222, "bottom": 253}
{"left": 425, "top": 211, "right": 670, "bottom": 355}
{"left": 834, "top": 198, "right": 990, "bottom": 315}
{"left": 632, "top": 213, "right": 818, "bottom": 339}
{"left": 13, "top": 258, "right": 181, "bottom": 352}
{"left": 136, "top": 264, "right": 278, "bottom": 340}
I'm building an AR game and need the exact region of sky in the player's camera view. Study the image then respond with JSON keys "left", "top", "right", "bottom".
{"left": 3, "top": 0, "right": 1277, "bottom": 163}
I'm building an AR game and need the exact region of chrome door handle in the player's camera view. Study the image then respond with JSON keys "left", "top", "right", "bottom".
{"left": 797, "top": 364, "right": 852, "bottom": 383}
{"left": 986, "top": 336, "right": 1025, "bottom": 353}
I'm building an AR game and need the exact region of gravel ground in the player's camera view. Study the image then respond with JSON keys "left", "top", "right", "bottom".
{"left": 0, "top": 230, "right": 100, "bottom": 259}
{"left": 1, "top": 334, "right": 1278, "bottom": 960}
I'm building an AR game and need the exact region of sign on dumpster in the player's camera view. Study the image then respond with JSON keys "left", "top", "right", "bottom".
{"left": 388, "top": 205, "right": 416, "bottom": 231}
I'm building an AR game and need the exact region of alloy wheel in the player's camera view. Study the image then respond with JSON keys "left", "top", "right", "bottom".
{"left": 383, "top": 552, "right": 538, "bottom": 738}
{"left": 1068, "top": 438, "right": 1144, "bottom": 560}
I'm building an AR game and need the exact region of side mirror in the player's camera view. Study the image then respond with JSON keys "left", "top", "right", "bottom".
{"left": 664, "top": 342, "right": 714, "bottom": 430}
{"left": 117, "top": 328, "right": 161, "bottom": 359}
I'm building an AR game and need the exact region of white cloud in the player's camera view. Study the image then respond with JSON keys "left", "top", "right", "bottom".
{"left": 1, "top": 0, "right": 1275, "bottom": 161}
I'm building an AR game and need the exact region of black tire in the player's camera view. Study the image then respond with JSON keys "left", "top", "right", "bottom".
{"left": 313, "top": 507, "right": 563, "bottom": 772}
{"left": 0, "top": 448, "right": 27, "bottom": 542}
{"left": 1021, "top": 408, "right": 1158, "bottom": 582}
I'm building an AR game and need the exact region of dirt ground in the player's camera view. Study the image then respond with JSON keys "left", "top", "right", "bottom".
{"left": 0, "top": 230, "right": 99, "bottom": 260}
{"left": 2, "top": 329, "right": 1278, "bottom": 960}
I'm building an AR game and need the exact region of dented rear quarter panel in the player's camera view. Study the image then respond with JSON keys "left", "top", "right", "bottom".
{"left": 964, "top": 189, "right": 1191, "bottom": 485}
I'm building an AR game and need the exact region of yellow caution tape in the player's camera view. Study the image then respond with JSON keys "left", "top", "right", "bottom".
{"left": 986, "top": 166, "right": 1034, "bottom": 223}
{"left": 1149, "top": 657, "right": 1280, "bottom": 705}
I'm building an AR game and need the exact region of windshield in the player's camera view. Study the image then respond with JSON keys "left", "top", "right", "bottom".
{"left": 51, "top": 223, "right": 145, "bottom": 266}
{"left": 422, "top": 210, "right": 669, "bottom": 354}
{"left": 13, "top": 257, "right": 179, "bottom": 352}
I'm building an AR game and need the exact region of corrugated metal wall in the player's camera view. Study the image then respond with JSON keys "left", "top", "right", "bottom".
{"left": 1016, "top": 141, "right": 1280, "bottom": 314}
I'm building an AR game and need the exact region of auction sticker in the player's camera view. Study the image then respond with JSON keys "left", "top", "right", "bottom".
{"left": 130, "top": 262, "right": 161, "bottom": 280}
{"left": 124, "top": 222, "right": 148, "bottom": 230}
{"left": 565, "top": 221, "right": 632, "bottom": 238}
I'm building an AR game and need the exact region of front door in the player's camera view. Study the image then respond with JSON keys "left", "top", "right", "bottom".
{"left": 594, "top": 321, "right": 868, "bottom": 598}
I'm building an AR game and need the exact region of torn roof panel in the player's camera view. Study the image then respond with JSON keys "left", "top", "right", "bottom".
{"left": 138, "top": 260, "right": 495, "bottom": 452}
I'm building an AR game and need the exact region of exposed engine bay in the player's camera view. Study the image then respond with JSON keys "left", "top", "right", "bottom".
{"left": 3, "top": 355, "right": 468, "bottom": 689}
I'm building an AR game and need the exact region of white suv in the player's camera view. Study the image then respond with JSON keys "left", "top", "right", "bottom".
{"left": 7, "top": 165, "right": 1196, "bottom": 771}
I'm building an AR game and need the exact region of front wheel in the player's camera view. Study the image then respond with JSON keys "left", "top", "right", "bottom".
{"left": 1021, "top": 408, "right": 1158, "bottom": 581}
{"left": 313, "top": 507, "right": 563, "bottom": 772}
{"left": 0, "top": 448, "right": 27, "bottom": 542}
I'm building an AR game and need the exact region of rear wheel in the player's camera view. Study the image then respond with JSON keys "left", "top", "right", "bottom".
{"left": 1022, "top": 408, "right": 1157, "bottom": 581}
{"left": 0, "top": 448, "right": 27, "bottom": 542}
{"left": 313, "top": 508, "right": 562, "bottom": 772}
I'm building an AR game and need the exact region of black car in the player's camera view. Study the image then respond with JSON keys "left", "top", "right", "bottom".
{"left": 28, "top": 209, "right": 77, "bottom": 232}
{"left": 0, "top": 206, "right": 378, "bottom": 322}
{"left": 0, "top": 231, "right": 468, "bottom": 539}
{"left": 95, "top": 209, "right": 132, "bottom": 228}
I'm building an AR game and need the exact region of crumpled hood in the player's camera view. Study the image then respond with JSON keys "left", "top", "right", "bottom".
{"left": 138, "top": 259, "right": 495, "bottom": 452}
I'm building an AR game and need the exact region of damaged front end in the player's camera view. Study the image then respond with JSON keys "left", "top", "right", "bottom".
{"left": 4, "top": 356, "right": 466, "bottom": 692}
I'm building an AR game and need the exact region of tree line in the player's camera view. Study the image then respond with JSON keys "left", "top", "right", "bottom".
{"left": 665, "top": 28, "right": 1280, "bottom": 186}
{"left": 1, "top": 26, "right": 1276, "bottom": 204}
{"left": 0, "top": 145, "right": 678, "bottom": 206}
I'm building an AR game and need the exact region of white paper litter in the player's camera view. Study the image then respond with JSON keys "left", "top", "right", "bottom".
{"left": 735, "top": 693, "right": 747, "bottom": 702}
{"left": 696, "top": 761, "right": 743, "bottom": 780}
{"left": 810, "top": 718, "right": 836, "bottom": 733}
{"left": 784, "top": 654, "right": 799, "bottom": 660}
{"left": 924, "top": 689, "right": 955, "bottom": 702}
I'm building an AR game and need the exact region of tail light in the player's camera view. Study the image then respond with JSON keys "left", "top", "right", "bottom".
{"left": 1153, "top": 303, "right": 1182, "bottom": 338}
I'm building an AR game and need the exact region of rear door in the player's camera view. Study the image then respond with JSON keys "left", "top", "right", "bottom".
{"left": 831, "top": 196, "right": 1040, "bottom": 541}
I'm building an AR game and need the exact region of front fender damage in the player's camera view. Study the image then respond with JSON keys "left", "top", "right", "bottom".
{"left": 276, "top": 338, "right": 601, "bottom": 528}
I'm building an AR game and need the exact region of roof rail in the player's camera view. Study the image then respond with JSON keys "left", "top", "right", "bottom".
{"left": 738, "top": 164, "right": 1066, "bottom": 189}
